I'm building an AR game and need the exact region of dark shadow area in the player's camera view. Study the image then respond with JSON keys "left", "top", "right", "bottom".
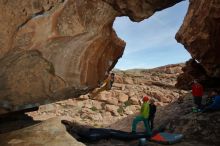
{"left": 176, "top": 59, "right": 220, "bottom": 90}
{"left": 0, "top": 107, "right": 41, "bottom": 134}
{"left": 62, "top": 119, "right": 153, "bottom": 141}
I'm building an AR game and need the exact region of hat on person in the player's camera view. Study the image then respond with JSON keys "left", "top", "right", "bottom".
{"left": 143, "top": 96, "right": 149, "bottom": 102}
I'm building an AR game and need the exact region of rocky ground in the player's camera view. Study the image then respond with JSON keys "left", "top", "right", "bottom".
{"left": 75, "top": 93, "right": 220, "bottom": 146}
{"left": 1, "top": 63, "right": 220, "bottom": 146}
{"left": 27, "top": 63, "right": 186, "bottom": 127}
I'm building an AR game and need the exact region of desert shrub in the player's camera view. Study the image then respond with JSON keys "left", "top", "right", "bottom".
{"left": 124, "top": 100, "right": 132, "bottom": 107}
{"left": 117, "top": 105, "right": 124, "bottom": 115}
{"left": 90, "top": 106, "right": 98, "bottom": 111}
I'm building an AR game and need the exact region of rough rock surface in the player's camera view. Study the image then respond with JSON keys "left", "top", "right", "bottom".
{"left": 0, "top": 117, "right": 85, "bottom": 146}
{"left": 176, "top": 0, "right": 220, "bottom": 88}
{"left": 27, "top": 64, "right": 186, "bottom": 127}
{"left": 176, "top": 59, "right": 220, "bottom": 90}
{"left": 0, "top": 0, "right": 183, "bottom": 114}
{"left": 2, "top": 64, "right": 220, "bottom": 146}
{"left": 63, "top": 92, "right": 220, "bottom": 146}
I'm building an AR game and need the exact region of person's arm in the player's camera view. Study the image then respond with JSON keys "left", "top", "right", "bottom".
{"left": 140, "top": 104, "right": 144, "bottom": 114}
{"left": 99, "top": 78, "right": 108, "bottom": 88}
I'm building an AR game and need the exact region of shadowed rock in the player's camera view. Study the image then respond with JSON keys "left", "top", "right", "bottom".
{"left": 176, "top": 0, "right": 220, "bottom": 88}
{"left": 0, "top": 117, "right": 85, "bottom": 146}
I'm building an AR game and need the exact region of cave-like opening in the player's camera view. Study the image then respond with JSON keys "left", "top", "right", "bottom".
{"left": 113, "top": 0, "right": 190, "bottom": 70}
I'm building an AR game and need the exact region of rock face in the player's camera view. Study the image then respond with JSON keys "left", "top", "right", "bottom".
{"left": 176, "top": 59, "right": 220, "bottom": 90}
{"left": 0, "top": 117, "right": 85, "bottom": 146}
{"left": 176, "top": 0, "right": 220, "bottom": 88}
{"left": 0, "top": 0, "right": 183, "bottom": 114}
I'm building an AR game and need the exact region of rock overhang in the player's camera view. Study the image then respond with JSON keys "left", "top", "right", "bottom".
{"left": 1, "top": 0, "right": 209, "bottom": 114}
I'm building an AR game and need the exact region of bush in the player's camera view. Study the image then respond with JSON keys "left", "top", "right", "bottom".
{"left": 90, "top": 106, "right": 98, "bottom": 111}
{"left": 124, "top": 100, "right": 132, "bottom": 107}
{"left": 117, "top": 106, "right": 124, "bottom": 115}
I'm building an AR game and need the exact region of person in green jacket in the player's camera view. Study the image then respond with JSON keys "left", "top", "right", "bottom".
{"left": 131, "top": 96, "right": 152, "bottom": 136}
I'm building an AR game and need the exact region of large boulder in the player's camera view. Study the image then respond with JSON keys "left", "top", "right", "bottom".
{"left": 0, "top": 117, "right": 85, "bottom": 146}
{"left": 0, "top": 0, "right": 184, "bottom": 114}
{"left": 176, "top": 0, "right": 220, "bottom": 88}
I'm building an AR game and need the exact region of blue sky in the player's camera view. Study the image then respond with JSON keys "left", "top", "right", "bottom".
{"left": 113, "top": 0, "right": 191, "bottom": 70}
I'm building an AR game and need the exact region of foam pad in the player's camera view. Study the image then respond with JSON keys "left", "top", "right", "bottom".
{"left": 150, "top": 132, "right": 184, "bottom": 144}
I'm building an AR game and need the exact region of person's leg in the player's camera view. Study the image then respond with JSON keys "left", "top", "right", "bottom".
{"left": 148, "top": 117, "right": 153, "bottom": 130}
{"left": 198, "top": 96, "right": 202, "bottom": 109}
{"left": 193, "top": 96, "right": 197, "bottom": 107}
{"left": 90, "top": 84, "right": 108, "bottom": 98}
{"left": 151, "top": 116, "right": 155, "bottom": 130}
{"left": 148, "top": 117, "right": 152, "bottom": 130}
{"left": 194, "top": 96, "right": 201, "bottom": 109}
{"left": 131, "top": 116, "right": 142, "bottom": 133}
{"left": 90, "top": 88, "right": 101, "bottom": 98}
{"left": 143, "top": 118, "right": 152, "bottom": 136}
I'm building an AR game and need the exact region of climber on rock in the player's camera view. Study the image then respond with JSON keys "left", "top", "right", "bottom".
{"left": 89, "top": 72, "right": 115, "bottom": 98}
{"left": 131, "top": 96, "right": 152, "bottom": 136}
{"left": 191, "top": 80, "right": 204, "bottom": 110}
{"left": 109, "top": 73, "right": 115, "bottom": 89}
{"left": 149, "top": 99, "right": 157, "bottom": 130}
{"left": 203, "top": 90, "right": 220, "bottom": 112}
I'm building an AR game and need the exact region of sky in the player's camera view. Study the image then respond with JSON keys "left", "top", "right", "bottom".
{"left": 113, "top": 0, "right": 191, "bottom": 70}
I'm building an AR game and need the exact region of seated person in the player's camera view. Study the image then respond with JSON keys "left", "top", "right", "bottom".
{"left": 205, "top": 91, "right": 215, "bottom": 106}
{"left": 203, "top": 90, "right": 220, "bottom": 112}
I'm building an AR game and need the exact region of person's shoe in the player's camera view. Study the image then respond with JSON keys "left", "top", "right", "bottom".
{"left": 192, "top": 107, "right": 198, "bottom": 113}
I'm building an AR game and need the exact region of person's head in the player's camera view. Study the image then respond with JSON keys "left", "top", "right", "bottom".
{"left": 143, "top": 96, "right": 149, "bottom": 103}
{"left": 193, "top": 79, "right": 198, "bottom": 84}
{"left": 150, "top": 99, "right": 155, "bottom": 104}
{"left": 208, "top": 91, "right": 213, "bottom": 97}
{"left": 211, "top": 89, "right": 219, "bottom": 97}
{"left": 110, "top": 73, "right": 115, "bottom": 80}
